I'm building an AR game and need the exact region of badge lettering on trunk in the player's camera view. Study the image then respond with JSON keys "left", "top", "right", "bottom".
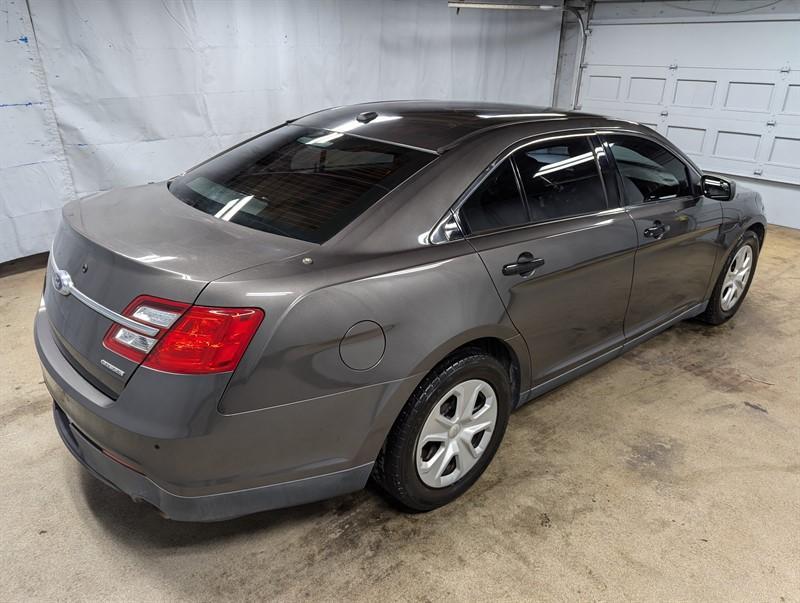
{"left": 100, "top": 359, "right": 125, "bottom": 377}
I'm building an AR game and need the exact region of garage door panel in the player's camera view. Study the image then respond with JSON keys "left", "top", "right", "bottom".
{"left": 660, "top": 114, "right": 791, "bottom": 180}
{"left": 581, "top": 65, "right": 673, "bottom": 111}
{"left": 711, "top": 130, "right": 761, "bottom": 170}
{"left": 775, "top": 73, "right": 800, "bottom": 126}
{"left": 673, "top": 77, "right": 717, "bottom": 109}
{"left": 667, "top": 68, "right": 784, "bottom": 120}
{"left": 584, "top": 22, "right": 800, "bottom": 70}
{"left": 665, "top": 125, "right": 706, "bottom": 156}
{"left": 586, "top": 73, "right": 623, "bottom": 102}
{"left": 662, "top": 118, "right": 800, "bottom": 182}
{"left": 579, "top": 24, "right": 800, "bottom": 186}
{"left": 761, "top": 125, "right": 800, "bottom": 183}
{"left": 783, "top": 83, "right": 800, "bottom": 115}
{"left": 627, "top": 76, "right": 668, "bottom": 105}
{"left": 713, "top": 130, "right": 762, "bottom": 163}
{"left": 723, "top": 80, "right": 775, "bottom": 113}
{"left": 661, "top": 117, "right": 763, "bottom": 168}
{"left": 768, "top": 133, "right": 800, "bottom": 166}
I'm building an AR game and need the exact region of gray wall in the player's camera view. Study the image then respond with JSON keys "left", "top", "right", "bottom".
{"left": 1, "top": 0, "right": 562, "bottom": 263}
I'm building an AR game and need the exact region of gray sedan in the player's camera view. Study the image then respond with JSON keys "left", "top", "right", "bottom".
{"left": 35, "top": 101, "right": 766, "bottom": 520}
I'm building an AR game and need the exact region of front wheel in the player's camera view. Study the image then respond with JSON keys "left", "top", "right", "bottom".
{"left": 372, "top": 349, "right": 512, "bottom": 511}
{"left": 698, "top": 230, "right": 760, "bottom": 325}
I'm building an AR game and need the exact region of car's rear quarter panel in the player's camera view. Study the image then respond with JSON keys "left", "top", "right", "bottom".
{"left": 193, "top": 240, "right": 527, "bottom": 482}
{"left": 203, "top": 241, "right": 524, "bottom": 413}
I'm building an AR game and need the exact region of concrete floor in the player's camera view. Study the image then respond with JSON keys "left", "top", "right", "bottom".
{"left": 1, "top": 227, "right": 798, "bottom": 602}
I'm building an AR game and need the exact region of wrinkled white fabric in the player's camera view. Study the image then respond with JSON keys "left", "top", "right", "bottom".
{"left": 2, "top": 0, "right": 561, "bottom": 262}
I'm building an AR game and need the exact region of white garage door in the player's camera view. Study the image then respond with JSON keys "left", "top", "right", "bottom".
{"left": 577, "top": 19, "right": 800, "bottom": 186}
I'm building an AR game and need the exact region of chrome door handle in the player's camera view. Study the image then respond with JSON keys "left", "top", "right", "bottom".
{"left": 502, "top": 252, "right": 545, "bottom": 276}
{"left": 643, "top": 221, "right": 669, "bottom": 239}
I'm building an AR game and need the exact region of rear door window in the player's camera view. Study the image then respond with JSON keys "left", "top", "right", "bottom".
{"left": 513, "top": 136, "right": 607, "bottom": 222}
{"left": 169, "top": 126, "right": 434, "bottom": 243}
{"left": 458, "top": 159, "right": 529, "bottom": 235}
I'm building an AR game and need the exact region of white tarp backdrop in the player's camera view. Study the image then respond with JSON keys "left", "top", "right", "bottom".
{"left": 0, "top": 0, "right": 75, "bottom": 263}
{"left": 1, "top": 0, "right": 562, "bottom": 263}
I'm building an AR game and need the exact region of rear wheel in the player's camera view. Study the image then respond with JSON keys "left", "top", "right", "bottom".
{"left": 372, "top": 349, "right": 511, "bottom": 511}
{"left": 698, "top": 231, "right": 759, "bottom": 325}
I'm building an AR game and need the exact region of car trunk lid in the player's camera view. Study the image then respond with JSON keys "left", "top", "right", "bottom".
{"left": 45, "top": 182, "right": 310, "bottom": 397}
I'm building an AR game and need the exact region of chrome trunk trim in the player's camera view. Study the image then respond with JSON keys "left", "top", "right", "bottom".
{"left": 49, "top": 255, "right": 160, "bottom": 337}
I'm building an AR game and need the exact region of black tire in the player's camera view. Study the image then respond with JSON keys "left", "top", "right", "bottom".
{"left": 372, "top": 348, "right": 512, "bottom": 512}
{"left": 698, "top": 230, "right": 760, "bottom": 325}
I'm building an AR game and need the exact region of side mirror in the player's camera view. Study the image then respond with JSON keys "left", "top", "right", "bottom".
{"left": 701, "top": 174, "right": 736, "bottom": 201}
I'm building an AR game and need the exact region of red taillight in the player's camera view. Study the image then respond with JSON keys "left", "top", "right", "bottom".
{"left": 103, "top": 296, "right": 190, "bottom": 363}
{"left": 102, "top": 295, "right": 263, "bottom": 374}
{"left": 143, "top": 306, "right": 263, "bottom": 374}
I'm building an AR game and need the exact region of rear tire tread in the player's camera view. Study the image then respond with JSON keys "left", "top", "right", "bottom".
{"left": 372, "top": 348, "right": 509, "bottom": 512}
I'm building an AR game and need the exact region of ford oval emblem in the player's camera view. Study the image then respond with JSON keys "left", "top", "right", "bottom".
{"left": 52, "top": 268, "right": 73, "bottom": 296}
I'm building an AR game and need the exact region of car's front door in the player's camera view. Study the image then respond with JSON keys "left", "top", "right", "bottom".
{"left": 459, "top": 133, "right": 638, "bottom": 388}
{"left": 600, "top": 133, "right": 723, "bottom": 339}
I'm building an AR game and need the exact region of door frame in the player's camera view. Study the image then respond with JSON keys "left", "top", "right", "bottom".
{"left": 455, "top": 129, "right": 639, "bottom": 391}
{"left": 431, "top": 128, "right": 621, "bottom": 242}
{"left": 597, "top": 129, "right": 724, "bottom": 338}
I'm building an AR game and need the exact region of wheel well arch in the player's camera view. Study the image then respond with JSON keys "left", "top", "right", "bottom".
{"left": 747, "top": 222, "right": 765, "bottom": 248}
{"left": 406, "top": 335, "right": 524, "bottom": 416}
{"left": 372, "top": 335, "right": 524, "bottom": 464}
{"left": 446, "top": 337, "right": 522, "bottom": 406}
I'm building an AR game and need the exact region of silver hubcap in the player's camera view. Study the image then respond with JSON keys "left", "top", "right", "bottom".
{"left": 416, "top": 379, "right": 498, "bottom": 488}
{"left": 721, "top": 245, "right": 753, "bottom": 311}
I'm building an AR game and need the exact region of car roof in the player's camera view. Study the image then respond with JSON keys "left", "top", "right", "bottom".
{"left": 291, "top": 100, "right": 603, "bottom": 154}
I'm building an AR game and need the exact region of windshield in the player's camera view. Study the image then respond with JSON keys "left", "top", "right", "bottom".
{"left": 169, "top": 125, "right": 435, "bottom": 243}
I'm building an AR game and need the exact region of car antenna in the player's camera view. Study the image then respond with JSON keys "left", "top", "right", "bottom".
{"left": 356, "top": 111, "right": 378, "bottom": 124}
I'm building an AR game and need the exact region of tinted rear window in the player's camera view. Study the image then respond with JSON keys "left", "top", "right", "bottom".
{"left": 169, "top": 126, "right": 434, "bottom": 243}
{"left": 459, "top": 159, "right": 528, "bottom": 234}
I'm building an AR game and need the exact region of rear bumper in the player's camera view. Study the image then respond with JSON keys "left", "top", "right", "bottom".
{"left": 34, "top": 305, "right": 393, "bottom": 521}
{"left": 52, "top": 402, "right": 371, "bottom": 521}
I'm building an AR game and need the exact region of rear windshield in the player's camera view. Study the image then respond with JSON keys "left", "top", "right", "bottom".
{"left": 169, "top": 125, "right": 435, "bottom": 243}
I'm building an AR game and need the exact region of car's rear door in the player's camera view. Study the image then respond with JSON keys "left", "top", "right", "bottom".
{"left": 458, "top": 132, "right": 638, "bottom": 389}
{"left": 599, "top": 132, "right": 722, "bottom": 340}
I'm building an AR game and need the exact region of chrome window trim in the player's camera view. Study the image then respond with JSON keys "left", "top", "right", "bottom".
{"left": 427, "top": 125, "right": 704, "bottom": 244}
{"left": 619, "top": 192, "right": 699, "bottom": 212}
{"left": 437, "top": 130, "right": 610, "bottom": 242}
{"left": 595, "top": 128, "right": 702, "bottom": 180}
{"left": 48, "top": 255, "right": 160, "bottom": 337}
{"left": 459, "top": 206, "right": 629, "bottom": 242}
